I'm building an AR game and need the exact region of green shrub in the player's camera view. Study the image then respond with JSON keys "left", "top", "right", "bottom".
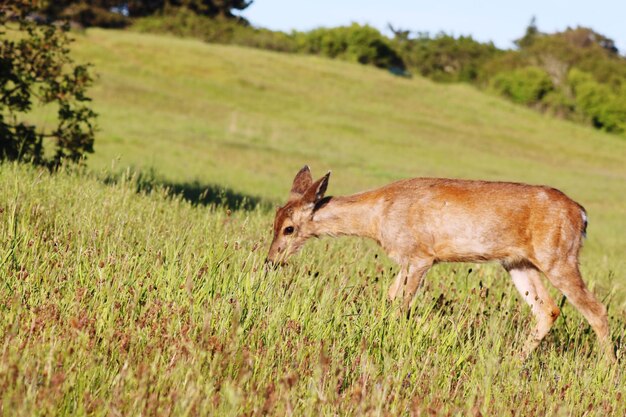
{"left": 568, "top": 69, "right": 626, "bottom": 133}
{"left": 295, "top": 24, "right": 405, "bottom": 70}
{"left": 132, "top": 7, "right": 231, "bottom": 40}
{"left": 133, "top": 8, "right": 297, "bottom": 52}
{"left": 490, "top": 67, "right": 554, "bottom": 105}
{"left": 393, "top": 33, "right": 500, "bottom": 83}
{"left": 541, "top": 90, "right": 577, "bottom": 119}
{"left": 229, "top": 27, "right": 297, "bottom": 53}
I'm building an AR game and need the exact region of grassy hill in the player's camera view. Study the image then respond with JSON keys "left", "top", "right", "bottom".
{"left": 2, "top": 29, "right": 625, "bottom": 415}
{"left": 73, "top": 29, "right": 625, "bottom": 268}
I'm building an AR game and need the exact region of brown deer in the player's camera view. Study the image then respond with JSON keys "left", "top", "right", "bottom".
{"left": 266, "top": 166, "right": 614, "bottom": 360}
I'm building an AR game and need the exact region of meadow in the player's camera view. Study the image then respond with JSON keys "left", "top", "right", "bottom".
{"left": 1, "top": 29, "right": 626, "bottom": 415}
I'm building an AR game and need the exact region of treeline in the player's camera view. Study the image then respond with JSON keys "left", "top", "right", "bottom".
{"left": 37, "top": 0, "right": 251, "bottom": 28}
{"left": 34, "top": 4, "right": 626, "bottom": 135}
{"left": 391, "top": 22, "right": 626, "bottom": 134}
{"left": 482, "top": 21, "right": 626, "bottom": 134}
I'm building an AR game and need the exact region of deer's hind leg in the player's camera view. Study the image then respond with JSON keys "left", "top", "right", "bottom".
{"left": 542, "top": 261, "right": 613, "bottom": 360}
{"left": 507, "top": 265, "right": 560, "bottom": 360}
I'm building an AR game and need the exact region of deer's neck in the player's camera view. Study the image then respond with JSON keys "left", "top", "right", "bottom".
{"left": 308, "top": 194, "right": 381, "bottom": 241}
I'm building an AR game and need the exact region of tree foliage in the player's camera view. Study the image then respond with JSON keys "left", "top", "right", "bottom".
{"left": 162, "top": 0, "right": 253, "bottom": 19}
{"left": 41, "top": 0, "right": 130, "bottom": 28}
{"left": 491, "top": 66, "right": 553, "bottom": 105}
{"left": 569, "top": 69, "right": 626, "bottom": 133}
{"left": 133, "top": 6, "right": 296, "bottom": 52}
{"left": 1, "top": 0, "right": 97, "bottom": 166}
{"left": 295, "top": 24, "right": 405, "bottom": 71}
{"left": 390, "top": 31, "right": 500, "bottom": 82}
{"left": 38, "top": 0, "right": 254, "bottom": 26}
{"left": 515, "top": 16, "right": 539, "bottom": 49}
{"left": 481, "top": 22, "right": 626, "bottom": 134}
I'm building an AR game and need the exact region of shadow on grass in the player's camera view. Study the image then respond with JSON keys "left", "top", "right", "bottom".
{"left": 102, "top": 168, "right": 270, "bottom": 211}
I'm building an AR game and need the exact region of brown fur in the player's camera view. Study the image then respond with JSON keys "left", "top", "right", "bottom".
{"left": 267, "top": 167, "right": 614, "bottom": 360}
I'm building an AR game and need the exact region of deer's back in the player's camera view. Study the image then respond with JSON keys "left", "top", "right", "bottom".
{"left": 367, "top": 178, "right": 586, "bottom": 265}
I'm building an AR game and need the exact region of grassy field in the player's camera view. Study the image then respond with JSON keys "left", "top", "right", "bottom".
{"left": 2, "top": 28, "right": 626, "bottom": 415}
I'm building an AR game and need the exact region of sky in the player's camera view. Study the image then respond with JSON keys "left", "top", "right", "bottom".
{"left": 242, "top": 0, "right": 626, "bottom": 52}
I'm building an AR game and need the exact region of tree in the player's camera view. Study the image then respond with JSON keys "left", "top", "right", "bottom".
{"left": 1, "top": 0, "right": 97, "bottom": 167}
{"left": 515, "top": 16, "right": 540, "bottom": 49}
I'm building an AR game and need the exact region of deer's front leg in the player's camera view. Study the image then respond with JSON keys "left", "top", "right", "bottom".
{"left": 387, "top": 265, "right": 407, "bottom": 301}
{"left": 402, "top": 262, "right": 432, "bottom": 311}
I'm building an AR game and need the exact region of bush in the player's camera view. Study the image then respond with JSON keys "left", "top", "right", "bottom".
{"left": 1, "top": 1, "right": 97, "bottom": 167}
{"left": 491, "top": 67, "right": 554, "bottom": 105}
{"left": 541, "top": 90, "right": 577, "bottom": 119}
{"left": 295, "top": 24, "right": 405, "bottom": 70}
{"left": 568, "top": 69, "right": 626, "bottom": 133}
{"left": 393, "top": 33, "right": 500, "bottom": 83}
{"left": 133, "top": 8, "right": 297, "bottom": 52}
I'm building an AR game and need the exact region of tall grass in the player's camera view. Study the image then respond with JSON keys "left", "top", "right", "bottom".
{"left": 1, "top": 164, "right": 624, "bottom": 416}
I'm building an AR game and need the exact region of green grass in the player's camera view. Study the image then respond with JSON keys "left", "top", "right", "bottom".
{"left": 1, "top": 164, "right": 624, "bottom": 416}
{"left": 2, "top": 29, "right": 626, "bottom": 415}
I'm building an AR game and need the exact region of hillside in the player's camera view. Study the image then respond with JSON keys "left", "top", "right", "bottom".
{"left": 69, "top": 29, "right": 625, "bottom": 267}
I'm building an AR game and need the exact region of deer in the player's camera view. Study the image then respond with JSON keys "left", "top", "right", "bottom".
{"left": 266, "top": 166, "right": 615, "bottom": 361}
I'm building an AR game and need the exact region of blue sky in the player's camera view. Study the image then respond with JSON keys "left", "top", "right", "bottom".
{"left": 243, "top": 0, "right": 626, "bottom": 52}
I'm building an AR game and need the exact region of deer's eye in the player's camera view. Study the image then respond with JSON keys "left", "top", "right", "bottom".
{"left": 283, "top": 226, "right": 294, "bottom": 235}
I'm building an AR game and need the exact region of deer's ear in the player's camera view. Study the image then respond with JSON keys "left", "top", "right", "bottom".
{"left": 289, "top": 165, "right": 313, "bottom": 200}
{"left": 303, "top": 171, "right": 330, "bottom": 204}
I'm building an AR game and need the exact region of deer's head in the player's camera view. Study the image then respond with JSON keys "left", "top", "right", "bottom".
{"left": 266, "top": 165, "right": 330, "bottom": 265}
